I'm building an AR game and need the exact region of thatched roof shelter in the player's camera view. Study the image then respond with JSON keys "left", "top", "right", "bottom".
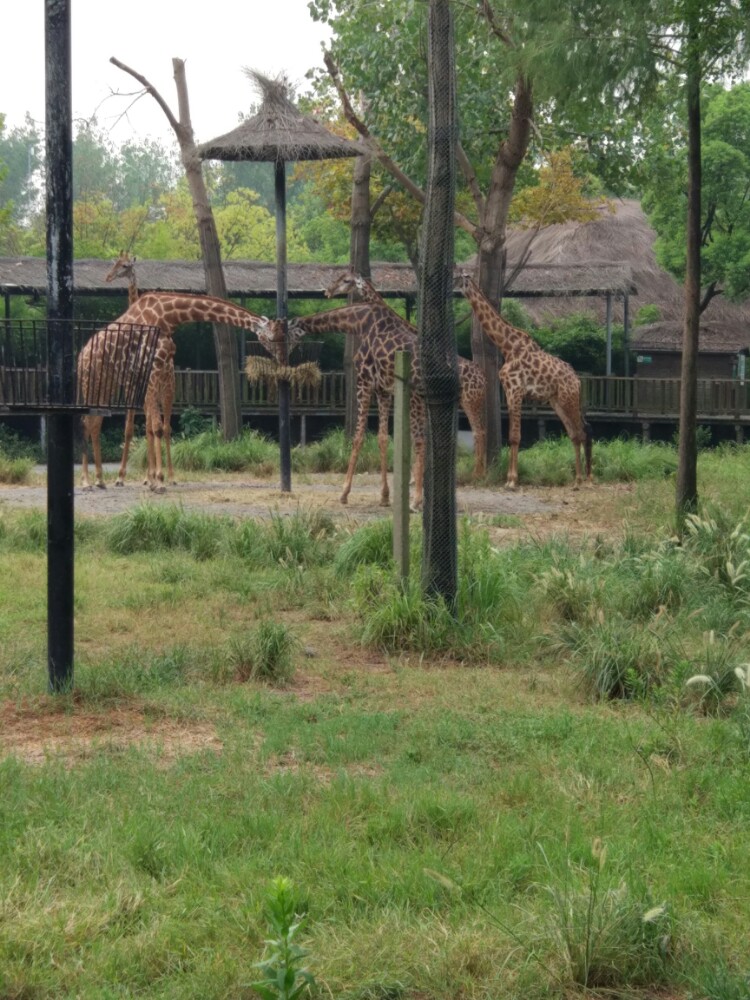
{"left": 632, "top": 320, "right": 749, "bottom": 354}
{"left": 0, "top": 258, "right": 634, "bottom": 303}
{"left": 198, "top": 71, "right": 361, "bottom": 163}
{"left": 502, "top": 199, "right": 750, "bottom": 342}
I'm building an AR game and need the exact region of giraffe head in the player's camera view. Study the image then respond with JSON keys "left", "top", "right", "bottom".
{"left": 254, "top": 316, "right": 298, "bottom": 365}
{"left": 324, "top": 269, "right": 360, "bottom": 299}
{"left": 105, "top": 250, "right": 136, "bottom": 284}
{"left": 453, "top": 268, "right": 476, "bottom": 296}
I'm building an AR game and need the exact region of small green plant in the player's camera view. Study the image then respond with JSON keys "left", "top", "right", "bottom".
{"left": 537, "top": 840, "right": 671, "bottom": 990}
{"left": 252, "top": 877, "right": 315, "bottom": 1000}
{"left": 243, "top": 620, "right": 298, "bottom": 684}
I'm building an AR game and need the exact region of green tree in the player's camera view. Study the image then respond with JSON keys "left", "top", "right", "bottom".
{"left": 642, "top": 81, "right": 750, "bottom": 309}
{"left": 310, "top": 0, "right": 663, "bottom": 465}
{"left": 0, "top": 114, "right": 42, "bottom": 224}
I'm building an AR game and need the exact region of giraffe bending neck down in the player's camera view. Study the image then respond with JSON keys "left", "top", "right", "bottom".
{"left": 102, "top": 251, "right": 179, "bottom": 487}
{"left": 455, "top": 270, "right": 592, "bottom": 488}
{"left": 79, "top": 293, "right": 270, "bottom": 492}
{"left": 289, "top": 302, "right": 427, "bottom": 508}
{"left": 325, "top": 270, "right": 488, "bottom": 477}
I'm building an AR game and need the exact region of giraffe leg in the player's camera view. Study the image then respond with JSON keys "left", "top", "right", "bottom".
{"left": 503, "top": 381, "right": 522, "bottom": 489}
{"left": 162, "top": 379, "right": 176, "bottom": 486}
{"left": 115, "top": 409, "right": 136, "bottom": 487}
{"left": 552, "top": 402, "right": 584, "bottom": 488}
{"left": 80, "top": 415, "right": 94, "bottom": 490}
{"left": 145, "top": 404, "right": 166, "bottom": 493}
{"left": 464, "top": 401, "right": 486, "bottom": 478}
{"left": 376, "top": 391, "right": 392, "bottom": 506}
{"left": 82, "top": 414, "right": 107, "bottom": 489}
{"left": 341, "top": 380, "right": 374, "bottom": 505}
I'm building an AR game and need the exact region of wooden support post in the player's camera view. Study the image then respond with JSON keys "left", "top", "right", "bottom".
{"left": 537, "top": 418, "right": 546, "bottom": 442}
{"left": 393, "top": 350, "right": 411, "bottom": 582}
{"left": 735, "top": 423, "right": 744, "bottom": 445}
{"left": 300, "top": 414, "right": 307, "bottom": 447}
{"left": 642, "top": 421, "right": 651, "bottom": 443}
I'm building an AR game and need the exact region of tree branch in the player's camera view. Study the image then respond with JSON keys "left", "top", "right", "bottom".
{"left": 480, "top": 0, "right": 516, "bottom": 49}
{"left": 456, "top": 141, "right": 485, "bottom": 218}
{"left": 323, "top": 50, "right": 478, "bottom": 239}
{"left": 109, "top": 56, "right": 186, "bottom": 142}
{"left": 370, "top": 183, "right": 394, "bottom": 220}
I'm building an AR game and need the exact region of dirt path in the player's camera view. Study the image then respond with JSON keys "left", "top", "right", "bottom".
{"left": 0, "top": 467, "right": 565, "bottom": 522}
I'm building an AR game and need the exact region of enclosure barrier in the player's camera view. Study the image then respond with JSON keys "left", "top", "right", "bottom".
{"left": 0, "top": 319, "right": 161, "bottom": 412}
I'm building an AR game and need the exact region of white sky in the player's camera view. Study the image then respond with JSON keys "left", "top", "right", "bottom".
{"left": 2, "top": 1, "right": 332, "bottom": 148}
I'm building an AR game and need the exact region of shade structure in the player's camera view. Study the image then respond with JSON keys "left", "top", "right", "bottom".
{"left": 199, "top": 71, "right": 361, "bottom": 491}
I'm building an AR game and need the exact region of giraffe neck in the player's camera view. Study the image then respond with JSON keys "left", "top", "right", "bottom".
{"left": 117, "top": 293, "right": 265, "bottom": 335}
{"left": 127, "top": 274, "right": 139, "bottom": 306}
{"left": 291, "top": 303, "right": 375, "bottom": 336}
{"left": 464, "top": 279, "right": 534, "bottom": 356}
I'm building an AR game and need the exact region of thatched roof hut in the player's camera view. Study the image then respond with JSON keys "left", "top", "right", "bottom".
{"left": 503, "top": 199, "right": 750, "bottom": 343}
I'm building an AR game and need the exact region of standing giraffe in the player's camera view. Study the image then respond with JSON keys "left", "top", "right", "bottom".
{"left": 287, "top": 303, "right": 429, "bottom": 508}
{"left": 103, "top": 251, "right": 178, "bottom": 487}
{"left": 78, "top": 293, "right": 271, "bottom": 492}
{"left": 324, "top": 270, "right": 488, "bottom": 476}
{"left": 455, "top": 271, "right": 592, "bottom": 488}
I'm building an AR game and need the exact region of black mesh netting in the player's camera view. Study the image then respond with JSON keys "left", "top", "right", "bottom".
{"left": 417, "top": 0, "right": 459, "bottom": 602}
{"left": 0, "top": 319, "right": 160, "bottom": 411}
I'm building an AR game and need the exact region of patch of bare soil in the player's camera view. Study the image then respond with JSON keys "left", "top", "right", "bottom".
{"left": 0, "top": 469, "right": 601, "bottom": 526}
{"left": 0, "top": 698, "right": 222, "bottom": 767}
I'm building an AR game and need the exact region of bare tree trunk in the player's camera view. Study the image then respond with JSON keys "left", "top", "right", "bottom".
{"left": 676, "top": 18, "right": 701, "bottom": 525}
{"left": 346, "top": 140, "right": 371, "bottom": 437}
{"left": 110, "top": 56, "right": 241, "bottom": 440}
{"left": 472, "top": 74, "right": 533, "bottom": 467}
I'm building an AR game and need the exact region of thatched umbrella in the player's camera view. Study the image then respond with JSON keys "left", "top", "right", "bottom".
{"left": 199, "top": 71, "right": 361, "bottom": 491}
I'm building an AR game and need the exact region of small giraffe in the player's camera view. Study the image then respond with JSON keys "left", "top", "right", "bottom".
{"left": 78, "top": 293, "right": 271, "bottom": 492}
{"left": 288, "top": 303, "right": 428, "bottom": 508}
{"left": 103, "top": 251, "right": 178, "bottom": 488}
{"left": 325, "top": 270, "right": 487, "bottom": 477}
{"left": 455, "top": 270, "right": 592, "bottom": 488}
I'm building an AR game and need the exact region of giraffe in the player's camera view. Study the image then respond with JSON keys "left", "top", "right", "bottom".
{"left": 454, "top": 271, "right": 592, "bottom": 489}
{"left": 103, "top": 251, "right": 178, "bottom": 488}
{"left": 324, "top": 270, "right": 488, "bottom": 477}
{"left": 287, "top": 303, "right": 428, "bottom": 508}
{"left": 78, "top": 293, "right": 271, "bottom": 492}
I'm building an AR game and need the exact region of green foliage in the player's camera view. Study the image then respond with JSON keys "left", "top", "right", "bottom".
{"left": 334, "top": 519, "right": 394, "bottom": 575}
{"left": 642, "top": 81, "right": 750, "bottom": 303}
{"left": 533, "top": 312, "right": 625, "bottom": 375}
{"left": 168, "top": 428, "right": 277, "bottom": 475}
{"left": 295, "top": 428, "right": 387, "bottom": 475}
{"left": 0, "top": 452, "right": 33, "bottom": 485}
{"left": 251, "top": 877, "right": 315, "bottom": 999}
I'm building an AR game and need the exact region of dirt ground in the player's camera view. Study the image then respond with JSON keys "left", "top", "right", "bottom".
{"left": 0, "top": 469, "right": 633, "bottom": 765}
{"left": 0, "top": 465, "right": 623, "bottom": 533}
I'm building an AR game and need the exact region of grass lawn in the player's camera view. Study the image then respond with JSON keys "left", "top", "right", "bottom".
{"left": 1, "top": 437, "right": 749, "bottom": 998}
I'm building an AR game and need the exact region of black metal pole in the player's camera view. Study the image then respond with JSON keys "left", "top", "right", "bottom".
{"left": 275, "top": 159, "right": 292, "bottom": 492}
{"left": 45, "top": 0, "right": 75, "bottom": 692}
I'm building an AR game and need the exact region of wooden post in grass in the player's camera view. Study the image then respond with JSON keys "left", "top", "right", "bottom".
{"left": 393, "top": 350, "right": 411, "bottom": 581}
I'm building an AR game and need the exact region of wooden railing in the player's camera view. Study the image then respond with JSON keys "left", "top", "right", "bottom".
{"left": 170, "top": 370, "right": 750, "bottom": 423}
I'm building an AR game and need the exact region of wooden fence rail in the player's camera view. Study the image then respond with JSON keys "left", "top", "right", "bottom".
{"left": 170, "top": 371, "right": 750, "bottom": 424}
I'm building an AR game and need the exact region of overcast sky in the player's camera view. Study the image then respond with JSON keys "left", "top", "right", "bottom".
{"left": 2, "top": 1, "right": 332, "bottom": 148}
